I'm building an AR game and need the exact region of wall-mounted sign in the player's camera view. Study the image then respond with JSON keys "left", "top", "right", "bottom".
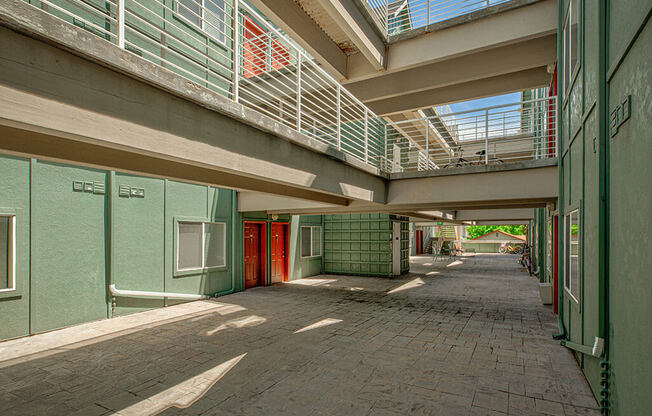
{"left": 610, "top": 95, "right": 631, "bottom": 137}
{"left": 72, "top": 181, "right": 105, "bottom": 195}
{"left": 119, "top": 184, "right": 145, "bottom": 198}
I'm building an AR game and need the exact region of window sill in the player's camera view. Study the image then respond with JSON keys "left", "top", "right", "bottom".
{"left": 174, "top": 265, "right": 228, "bottom": 278}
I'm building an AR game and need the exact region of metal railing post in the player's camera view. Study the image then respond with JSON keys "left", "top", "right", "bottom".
{"left": 117, "top": 0, "right": 125, "bottom": 48}
{"left": 233, "top": 0, "right": 240, "bottom": 103}
{"left": 364, "top": 108, "right": 369, "bottom": 163}
{"left": 425, "top": 119, "right": 429, "bottom": 169}
{"left": 426, "top": 0, "right": 430, "bottom": 27}
{"left": 484, "top": 109, "right": 489, "bottom": 164}
{"left": 296, "top": 53, "right": 302, "bottom": 131}
{"left": 384, "top": 122, "right": 388, "bottom": 171}
{"left": 336, "top": 84, "right": 341, "bottom": 151}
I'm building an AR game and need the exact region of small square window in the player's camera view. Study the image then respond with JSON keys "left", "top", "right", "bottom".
{"left": 301, "top": 226, "right": 321, "bottom": 258}
{"left": 177, "top": 0, "right": 226, "bottom": 43}
{"left": 0, "top": 215, "right": 16, "bottom": 292}
{"left": 177, "top": 220, "right": 227, "bottom": 273}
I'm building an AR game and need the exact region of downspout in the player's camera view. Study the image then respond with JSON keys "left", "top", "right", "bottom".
{"left": 215, "top": 190, "right": 237, "bottom": 296}
{"left": 553, "top": 0, "right": 566, "bottom": 341}
{"left": 598, "top": 0, "right": 610, "bottom": 412}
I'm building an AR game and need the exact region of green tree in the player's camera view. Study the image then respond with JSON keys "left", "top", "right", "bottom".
{"left": 466, "top": 225, "right": 527, "bottom": 239}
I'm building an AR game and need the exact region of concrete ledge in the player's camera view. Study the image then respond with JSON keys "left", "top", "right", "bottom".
{"left": 388, "top": 0, "right": 546, "bottom": 44}
{"left": 389, "top": 158, "right": 558, "bottom": 180}
{"left": 0, "top": 0, "right": 386, "bottom": 179}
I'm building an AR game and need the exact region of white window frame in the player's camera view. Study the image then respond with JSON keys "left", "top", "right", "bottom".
{"left": 300, "top": 226, "right": 322, "bottom": 258}
{"left": 176, "top": 220, "right": 227, "bottom": 273}
{"left": 564, "top": 209, "right": 580, "bottom": 303}
{"left": 562, "top": 0, "right": 580, "bottom": 98}
{"left": 0, "top": 215, "right": 16, "bottom": 293}
{"left": 176, "top": 0, "right": 227, "bottom": 45}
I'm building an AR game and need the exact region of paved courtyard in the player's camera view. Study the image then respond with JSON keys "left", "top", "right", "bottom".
{"left": 0, "top": 254, "right": 599, "bottom": 415}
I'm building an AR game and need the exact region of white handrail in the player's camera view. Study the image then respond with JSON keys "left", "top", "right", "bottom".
{"left": 109, "top": 284, "right": 209, "bottom": 300}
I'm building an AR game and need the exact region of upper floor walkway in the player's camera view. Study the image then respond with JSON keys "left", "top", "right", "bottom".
{"left": 0, "top": 0, "right": 557, "bottom": 215}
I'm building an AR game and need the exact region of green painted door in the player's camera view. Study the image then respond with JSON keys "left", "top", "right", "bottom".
{"left": 30, "top": 161, "right": 108, "bottom": 333}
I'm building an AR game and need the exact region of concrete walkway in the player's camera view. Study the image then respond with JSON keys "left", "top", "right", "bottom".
{"left": 0, "top": 254, "right": 599, "bottom": 415}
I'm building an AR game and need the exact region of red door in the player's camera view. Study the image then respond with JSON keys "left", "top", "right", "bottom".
{"left": 244, "top": 223, "right": 262, "bottom": 288}
{"left": 271, "top": 223, "right": 286, "bottom": 283}
{"left": 243, "top": 16, "right": 266, "bottom": 78}
{"left": 415, "top": 230, "right": 423, "bottom": 254}
{"left": 553, "top": 215, "right": 560, "bottom": 314}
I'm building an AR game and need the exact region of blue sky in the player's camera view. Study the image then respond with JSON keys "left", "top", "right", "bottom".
{"left": 446, "top": 92, "right": 521, "bottom": 113}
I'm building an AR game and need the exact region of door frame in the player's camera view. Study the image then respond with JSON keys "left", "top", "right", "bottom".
{"left": 243, "top": 221, "right": 266, "bottom": 288}
{"left": 271, "top": 222, "right": 290, "bottom": 282}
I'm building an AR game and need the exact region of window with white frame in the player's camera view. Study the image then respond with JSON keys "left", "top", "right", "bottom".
{"left": 177, "top": 221, "right": 226, "bottom": 272}
{"left": 564, "top": 210, "right": 580, "bottom": 302}
{"left": 562, "top": 0, "right": 580, "bottom": 95}
{"left": 301, "top": 226, "right": 321, "bottom": 258}
{"left": 0, "top": 215, "right": 16, "bottom": 292}
{"left": 177, "top": 0, "right": 226, "bottom": 43}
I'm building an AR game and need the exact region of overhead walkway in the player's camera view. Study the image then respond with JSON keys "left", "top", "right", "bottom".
{"left": 250, "top": 0, "right": 556, "bottom": 114}
{"left": 1, "top": 0, "right": 556, "bottom": 215}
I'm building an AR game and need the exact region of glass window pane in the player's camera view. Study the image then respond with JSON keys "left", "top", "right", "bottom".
{"left": 570, "top": 211, "right": 580, "bottom": 300}
{"left": 564, "top": 214, "right": 571, "bottom": 291}
{"left": 301, "top": 227, "right": 311, "bottom": 257}
{"left": 205, "top": 0, "right": 225, "bottom": 42}
{"left": 311, "top": 227, "right": 321, "bottom": 256}
{"left": 178, "top": 0, "right": 202, "bottom": 27}
{"left": 204, "top": 222, "right": 226, "bottom": 268}
{"left": 570, "top": 0, "right": 579, "bottom": 73}
{"left": 0, "top": 216, "right": 9, "bottom": 290}
{"left": 178, "top": 222, "right": 203, "bottom": 270}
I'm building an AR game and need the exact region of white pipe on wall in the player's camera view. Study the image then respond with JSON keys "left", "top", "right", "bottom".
{"left": 109, "top": 284, "right": 209, "bottom": 300}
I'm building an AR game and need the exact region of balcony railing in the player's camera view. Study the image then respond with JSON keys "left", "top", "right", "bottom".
{"left": 23, "top": 0, "right": 387, "bottom": 170}
{"left": 366, "top": 0, "right": 514, "bottom": 38}
{"left": 18, "top": 0, "right": 555, "bottom": 175}
{"left": 384, "top": 96, "right": 557, "bottom": 172}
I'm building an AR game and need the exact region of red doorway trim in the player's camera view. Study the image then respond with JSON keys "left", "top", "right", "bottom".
{"left": 243, "top": 221, "right": 267, "bottom": 288}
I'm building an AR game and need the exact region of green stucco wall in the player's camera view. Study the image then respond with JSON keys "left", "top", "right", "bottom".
{"left": 289, "top": 215, "right": 323, "bottom": 280}
{"left": 548, "top": 1, "right": 652, "bottom": 414}
{"left": 0, "top": 153, "right": 238, "bottom": 341}
{"left": 0, "top": 155, "right": 30, "bottom": 340}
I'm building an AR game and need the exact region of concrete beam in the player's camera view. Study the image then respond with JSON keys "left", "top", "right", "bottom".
{"left": 345, "top": 0, "right": 556, "bottom": 82}
{"left": 246, "top": 0, "right": 348, "bottom": 80}
{"left": 316, "top": 0, "right": 386, "bottom": 70}
{"left": 387, "top": 163, "right": 558, "bottom": 209}
{"left": 345, "top": 35, "right": 556, "bottom": 104}
{"left": 238, "top": 192, "right": 338, "bottom": 212}
{"left": 366, "top": 67, "right": 551, "bottom": 115}
{"left": 454, "top": 208, "right": 535, "bottom": 222}
{"left": 0, "top": 24, "right": 387, "bottom": 205}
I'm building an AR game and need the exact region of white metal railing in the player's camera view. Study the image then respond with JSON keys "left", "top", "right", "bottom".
{"left": 23, "top": 0, "right": 387, "bottom": 170}
{"left": 384, "top": 96, "right": 557, "bottom": 172}
{"left": 367, "top": 0, "right": 514, "bottom": 38}
{"left": 20, "top": 0, "right": 555, "bottom": 175}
